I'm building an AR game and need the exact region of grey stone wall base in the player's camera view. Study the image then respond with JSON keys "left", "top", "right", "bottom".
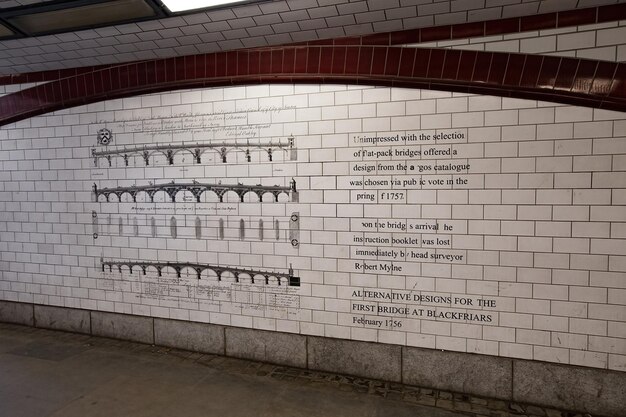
{"left": 91, "top": 311, "right": 154, "bottom": 344}
{"left": 1, "top": 301, "right": 625, "bottom": 417}
{"left": 34, "top": 305, "right": 90, "bottom": 334}
{"left": 0, "top": 300, "right": 33, "bottom": 326}
{"left": 402, "top": 347, "right": 512, "bottom": 400}
{"left": 225, "top": 327, "right": 306, "bottom": 368}
{"left": 514, "top": 361, "right": 626, "bottom": 417}
{"left": 154, "top": 318, "right": 224, "bottom": 355}
{"left": 308, "top": 336, "right": 402, "bottom": 382}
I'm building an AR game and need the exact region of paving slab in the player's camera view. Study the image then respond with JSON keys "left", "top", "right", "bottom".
{"left": 0, "top": 323, "right": 599, "bottom": 417}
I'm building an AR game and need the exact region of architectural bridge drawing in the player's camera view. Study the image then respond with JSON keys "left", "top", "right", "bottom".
{"left": 92, "top": 137, "right": 296, "bottom": 166}
{"left": 93, "top": 179, "right": 298, "bottom": 203}
{"left": 100, "top": 258, "right": 300, "bottom": 287}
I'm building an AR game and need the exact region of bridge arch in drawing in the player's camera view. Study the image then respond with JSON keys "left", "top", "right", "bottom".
{"left": 100, "top": 258, "right": 300, "bottom": 287}
{"left": 93, "top": 180, "right": 297, "bottom": 203}
{"left": 92, "top": 137, "right": 295, "bottom": 167}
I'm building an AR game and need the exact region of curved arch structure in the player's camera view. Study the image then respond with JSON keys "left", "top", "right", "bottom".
{"left": 100, "top": 258, "right": 300, "bottom": 287}
{"left": 93, "top": 180, "right": 297, "bottom": 203}
{"left": 0, "top": 45, "right": 624, "bottom": 127}
{"left": 92, "top": 137, "right": 295, "bottom": 167}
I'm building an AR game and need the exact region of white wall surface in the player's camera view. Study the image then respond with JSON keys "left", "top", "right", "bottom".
{"left": 1, "top": 83, "right": 625, "bottom": 372}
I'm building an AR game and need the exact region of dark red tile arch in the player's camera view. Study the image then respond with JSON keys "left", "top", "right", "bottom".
{"left": 0, "top": 46, "right": 625, "bottom": 127}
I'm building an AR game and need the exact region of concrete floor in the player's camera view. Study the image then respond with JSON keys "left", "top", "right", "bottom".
{"left": 0, "top": 323, "right": 573, "bottom": 417}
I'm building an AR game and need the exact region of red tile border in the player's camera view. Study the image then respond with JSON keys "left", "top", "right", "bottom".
{"left": 420, "top": 25, "right": 452, "bottom": 43}
{"left": 0, "top": 45, "right": 625, "bottom": 126}
{"left": 485, "top": 18, "right": 519, "bottom": 37}
{"left": 558, "top": 8, "right": 596, "bottom": 27}
{"left": 597, "top": 3, "right": 626, "bottom": 22}
{"left": 520, "top": 13, "right": 557, "bottom": 32}
{"left": 452, "top": 22, "right": 484, "bottom": 39}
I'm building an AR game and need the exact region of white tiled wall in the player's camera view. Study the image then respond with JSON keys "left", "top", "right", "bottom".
{"left": 1, "top": 83, "right": 625, "bottom": 372}
{"left": 412, "top": 19, "right": 626, "bottom": 62}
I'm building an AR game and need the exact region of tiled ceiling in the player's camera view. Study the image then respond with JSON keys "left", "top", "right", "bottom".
{"left": 0, "top": 0, "right": 624, "bottom": 76}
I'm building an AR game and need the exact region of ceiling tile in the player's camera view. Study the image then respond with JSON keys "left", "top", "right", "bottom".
{"left": 229, "top": 17, "right": 256, "bottom": 29}
{"left": 0, "top": 0, "right": 622, "bottom": 75}
{"left": 224, "top": 28, "right": 249, "bottom": 39}
{"left": 299, "top": 18, "right": 328, "bottom": 31}
{"left": 327, "top": 14, "right": 357, "bottom": 27}
{"left": 280, "top": 9, "right": 310, "bottom": 22}
{"left": 182, "top": 12, "right": 212, "bottom": 25}
{"left": 309, "top": 5, "right": 339, "bottom": 19}
{"left": 199, "top": 32, "right": 225, "bottom": 42}
{"left": 241, "top": 36, "right": 268, "bottom": 47}
{"left": 160, "top": 16, "right": 188, "bottom": 28}
{"left": 371, "top": 0, "right": 399, "bottom": 10}
{"left": 502, "top": 2, "right": 541, "bottom": 18}
{"left": 136, "top": 31, "right": 162, "bottom": 41}
{"left": 136, "top": 20, "right": 164, "bottom": 31}
{"left": 233, "top": 4, "right": 262, "bottom": 17}
{"left": 288, "top": 0, "right": 319, "bottom": 11}
{"left": 356, "top": 10, "right": 386, "bottom": 24}
{"left": 344, "top": 22, "right": 373, "bottom": 35}
{"left": 115, "top": 23, "right": 143, "bottom": 34}
{"left": 95, "top": 27, "right": 122, "bottom": 37}
{"left": 158, "top": 27, "right": 184, "bottom": 38}
{"left": 208, "top": 8, "right": 237, "bottom": 21}
{"left": 317, "top": 27, "right": 346, "bottom": 38}
{"left": 318, "top": 0, "right": 349, "bottom": 5}
{"left": 55, "top": 32, "right": 81, "bottom": 42}
{"left": 290, "top": 29, "right": 318, "bottom": 42}
{"left": 96, "top": 37, "right": 120, "bottom": 47}
{"left": 180, "top": 24, "right": 207, "bottom": 35}
{"left": 76, "top": 30, "right": 101, "bottom": 40}
{"left": 203, "top": 21, "right": 231, "bottom": 31}
{"left": 338, "top": 2, "right": 368, "bottom": 14}
{"left": 178, "top": 34, "right": 202, "bottom": 45}
{"left": 259, "top": 1, "right": 290, "bottom": 14}
{"left": 155, "top": 37, "right": 180, "bottom": 48}
{"left": 273, "top": 21, "right": 300, "bottom": 33}
{"left": 254, "top": 13, "right": 283, "bottom": 25}
{"left": 265, "top": 32, "right": 293, "bottom": 44}
{"left": 468, "top": 7, "right": 502, "bottom": 22}
{"left": 116, "top": 34, "right": 142, "bottom": 43}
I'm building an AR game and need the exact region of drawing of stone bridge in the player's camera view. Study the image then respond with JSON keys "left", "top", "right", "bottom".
{"left": 92, "top": 136, "right": 296, "bottom": 166}
{"left": 100, "top": 258, "right": 300, "bottom": 287}
{"left": 93, "top": 179, "right": 298, "bottom": 203}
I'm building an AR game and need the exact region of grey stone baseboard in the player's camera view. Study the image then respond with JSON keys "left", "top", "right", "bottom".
{"left": 34, "top": 304, "right": 90, "bottom": 334}
{"left": 513, "top": 361, "right": 626, "bottom": 417}
{"left": 225, "top": 327, "right": 307, "bottom": 368}
{"left": 308, "top": 335, "right": 402, "bottom": 382}
{"left": 1, "top": 299, "right": 624, "bottom": 417}
{"left": 91, "top": 311, "right": 154, "bottom": 344}
{"left": 402, "top": 347, "right": 513, "bottom": 400}
{"left": 154, "top": 318, "right": 225, "bottom": 355}
{"left": 0, "top": 300, "right": 34, "bottom": 326}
